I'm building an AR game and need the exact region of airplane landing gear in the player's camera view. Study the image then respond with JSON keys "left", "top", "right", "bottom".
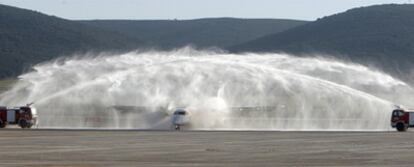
{"left": 175, "top": 125, "right": 180, "bottom": 131}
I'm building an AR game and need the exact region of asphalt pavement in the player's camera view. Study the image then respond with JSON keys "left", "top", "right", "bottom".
{"left": 0, "top": 129, "right": 411, "bottom": 167}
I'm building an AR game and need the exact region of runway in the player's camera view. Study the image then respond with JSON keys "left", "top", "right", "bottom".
{"left": 0, "top": 129, "right": 412, "bottom": 167}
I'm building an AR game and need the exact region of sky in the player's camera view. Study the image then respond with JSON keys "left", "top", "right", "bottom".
{"left": 0, "top": 0, "right": 411, "bottom": 21}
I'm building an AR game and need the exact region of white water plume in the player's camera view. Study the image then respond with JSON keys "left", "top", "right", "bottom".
{"left": 1, "top": 48, "right": 413, "bottom": 130}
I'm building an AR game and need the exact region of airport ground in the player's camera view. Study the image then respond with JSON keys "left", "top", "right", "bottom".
{"left": 0, "top": 129, "right": 413, "bottom": 167}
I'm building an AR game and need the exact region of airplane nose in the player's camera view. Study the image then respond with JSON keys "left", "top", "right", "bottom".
{"left": 172, "top": 115, "right": 180, "bottom": 124}
{"left": 172, "top": 115, "right": 187, "bottom": 125}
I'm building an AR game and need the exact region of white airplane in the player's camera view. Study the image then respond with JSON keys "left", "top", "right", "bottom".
{"left": 171, "top": 108, "right": 191, "bottom": 130}
{"left": 110, "top": 105, "right": 276, "bottom": 130}
{"left": 110, "top": 105, "right": 192, "bottom": 130}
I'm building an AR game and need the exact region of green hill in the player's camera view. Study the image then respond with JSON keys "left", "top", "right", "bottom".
{"left": 0, "top": 79, "right": 16, "bottom": 93}
{"left": 230, "top": 4, "right": 414, "bottom": 79}
{"left": 79, "top": 18, "right": 307, "bottom": 49}
{"left": 7, "top": 3, "right": 414, "bottom": 80}
{"left": 0, "top": 4, "right": 141, "bottom": 78}
{"left": 0, "top": 3, "right": 307, "bottom": 78}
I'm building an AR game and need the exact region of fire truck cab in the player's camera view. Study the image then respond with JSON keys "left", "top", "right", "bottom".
{"left": 0, "top": 106, "right": 37, "bottom": 129}
{"left": 391, "top": 109, "right": 414, "bottom": 132}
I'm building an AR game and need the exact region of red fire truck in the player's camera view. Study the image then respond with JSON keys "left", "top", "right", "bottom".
{"left": 0, "top": 106, "right": 37, "bottom": 128}
{"left": 391, "top": 109, "right": 414, "bottom": 132}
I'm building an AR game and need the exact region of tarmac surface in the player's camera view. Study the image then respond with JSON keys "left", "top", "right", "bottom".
{"left": 0, "top": 129, "right": 412, "bottom": 167}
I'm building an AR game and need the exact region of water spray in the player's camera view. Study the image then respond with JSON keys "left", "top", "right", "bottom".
{"left": 0, "top": 48, "right": 412, "bottom": 130}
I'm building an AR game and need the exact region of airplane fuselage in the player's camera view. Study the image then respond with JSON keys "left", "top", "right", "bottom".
{"left": 171, "top": 108, "right": 190, "bottom": 130}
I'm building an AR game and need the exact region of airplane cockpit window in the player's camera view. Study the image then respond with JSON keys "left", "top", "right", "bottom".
{"left": 174, "top": 111, "right": 186, "bottom": 115}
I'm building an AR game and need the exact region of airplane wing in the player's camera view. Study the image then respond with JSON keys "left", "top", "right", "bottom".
{"left": 110, "top": 105, "right": 279, "bottom": 116}
{"left": 230, "top": 106, "right": 277, "bottom": 112}
{"left": 110, "top": 105, "right": 169, "bottom": 116}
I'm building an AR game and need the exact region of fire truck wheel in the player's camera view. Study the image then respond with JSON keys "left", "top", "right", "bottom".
{"left": 0, "top": 120, "right": 5, "bottom": 128}
{"left": 396, "top": 122, "right": 408, "bottom": 132}
{"left": 19, "top": 119, "right": 28, "bottom": 129}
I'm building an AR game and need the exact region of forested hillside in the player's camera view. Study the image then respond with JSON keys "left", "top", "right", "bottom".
{"left": 231, "top": 4, "right": 414, "bottom": 78}
{"left": 80, "top": 18, "right": 307, "bottom": 49}
{"left": 4, "top": 3, "right": 414, "bottom": 80}
{"left": 0, "top": 4, "right": 141, "bottom": 78}
{"left": 0, "top": 3, "right": 306, "bottom": 78}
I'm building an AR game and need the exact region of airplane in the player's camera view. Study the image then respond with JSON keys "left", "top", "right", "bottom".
{"left": 171, "top": 108, "right": 191, "bottom": 130}
{"left": 110, "top": 105, "right": 277, "bottom": 130}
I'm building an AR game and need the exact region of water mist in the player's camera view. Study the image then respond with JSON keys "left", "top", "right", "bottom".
{"left": 1, "top": 48, "right": 412, "bottom": 130}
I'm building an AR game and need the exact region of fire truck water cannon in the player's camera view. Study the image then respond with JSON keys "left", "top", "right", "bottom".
{"left": 0, "top": 103, "right": 38, "bottom": 129}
